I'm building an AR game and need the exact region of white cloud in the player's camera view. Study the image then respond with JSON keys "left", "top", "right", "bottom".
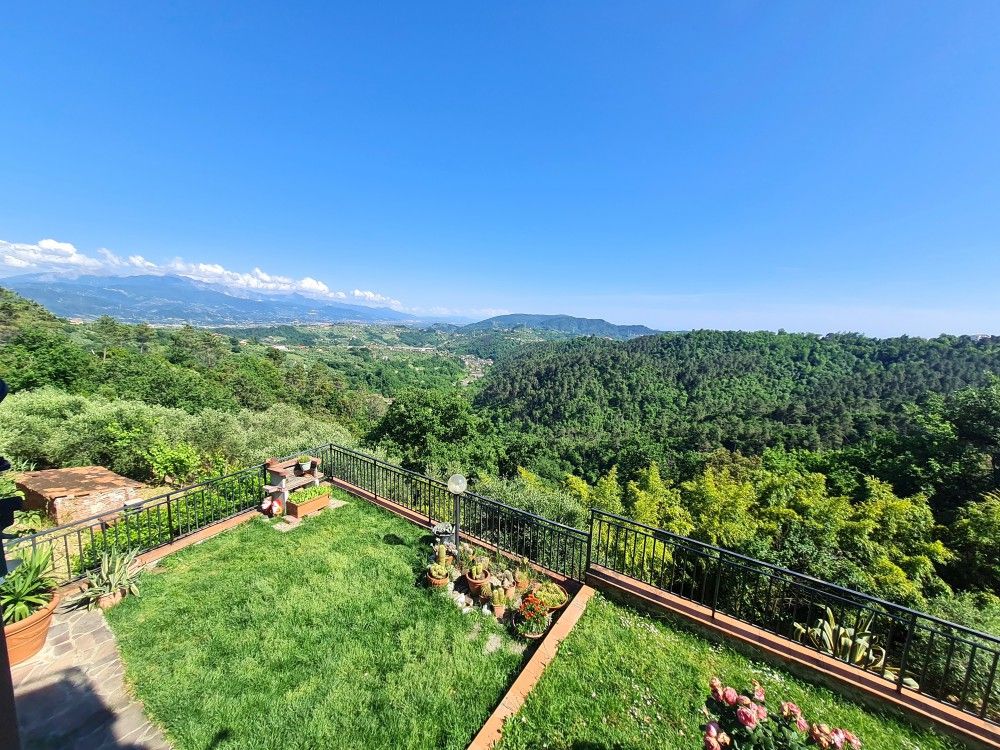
{"left": 0, "top": 237, "right": 405, "bottom": 310}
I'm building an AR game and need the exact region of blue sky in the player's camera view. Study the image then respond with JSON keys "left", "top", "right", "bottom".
{"left": 3, "top": 2, "right": 1000, "bottom": 334}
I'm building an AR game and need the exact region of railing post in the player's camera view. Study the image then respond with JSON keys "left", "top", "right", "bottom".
{"left": 165, "top": 493, "right": 175, "bottom": 541}
{"left": 585, "top": 508, "right": 595, "bottom": 576}
{"left": 896, "top": 612, "right": 918, "bottom": 692}
{"left": 372, "top": 457, "right": 378, "bottom": 500}
{"left": 711, "top": 550, "right": 723, "bottom": 618}
{"left": 453, "top": 492, "right": 462, "bottom": 547}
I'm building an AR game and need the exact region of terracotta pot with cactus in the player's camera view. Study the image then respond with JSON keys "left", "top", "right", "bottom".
{"left": 491, "top": 588, "right": 508, "bottom": 621}
{"left": 464, "top": 562, "right": 490, "bottom": 597}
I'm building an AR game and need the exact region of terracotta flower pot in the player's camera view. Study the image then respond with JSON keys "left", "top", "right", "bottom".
{"left": 520, "top": 628, "right": 545, "bottom": 641}
{"left": 535, "top": 583, "right": 570, "bottom": 611}
{"left": 288, "top": 493, "right": 330, "bottom": 519}
{"left": 504, "top": 585, "right": 517, "bottom": 600}
{"left": 427, "top": 571, "right": 449, "bottom": 588}
{"left": 98, "top": 590, "right": 123, "bottom": 611}
{"left": 464, "top": 572, "right": 489, "bottom": 597}
{"left": 493, "top": 605, "right": 507, "bottom": 621}
{"left": 4, "top": 593, "right": 60, "bottom": 666}
{"left": 515, "top": 578, "right": 530, "bottom": 592}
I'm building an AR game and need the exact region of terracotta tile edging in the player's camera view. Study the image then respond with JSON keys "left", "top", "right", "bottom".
{"left": 467, "top": 585, "right": 595, "bottom": 750}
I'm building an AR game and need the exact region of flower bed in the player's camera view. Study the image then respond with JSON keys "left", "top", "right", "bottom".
{"left": 424, "top": 541, "right": 573, "bottom": 640}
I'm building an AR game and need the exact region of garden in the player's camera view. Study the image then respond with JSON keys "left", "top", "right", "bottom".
{"left": 495, "top": 594, "right": 967, "bottom": 750}
{"left": 100, "top": 487, "right": 572, "bottom": 750}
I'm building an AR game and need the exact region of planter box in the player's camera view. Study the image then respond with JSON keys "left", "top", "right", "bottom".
{"left": 287, "top": 493, "right": 330, "bottom": 519}
{"left": 4, "top": 593, "right": 60, "bottom": 665}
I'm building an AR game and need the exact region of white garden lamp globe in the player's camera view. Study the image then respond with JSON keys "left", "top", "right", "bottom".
{"left": 447, "top": 474, "right": 467, "bottom": 495}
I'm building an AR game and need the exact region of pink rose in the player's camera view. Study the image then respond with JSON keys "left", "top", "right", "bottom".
{"left": 752, "top": 681, "right": 765, "bottom": 702}
{"left": 709, "top": 677, "right": 723, "bottom": 692}
{"left": 843, "top": 730, "right": 861, "bottom": 750}
{"left": 704, "top": 736, "right": 721, "bottom": 750}
{"left": 736, "top": 706, "right": 758, "bottom": 730}
{"left": 722, "top": 687, "right": 738, "bottom": 706}
{"left": 756, "top": 704, "right": 767, "bottom": 721}
{"left": 796, "top": 717, "right": 809, "bottom": 733}
{"left": 737, "top": 695, "right": 752, "bottom": 708}
{"left": 831, "top": 729, "right": 846, "bottom": 750}
{"left": 705, "top": 721, "right": 719, "bottom": 738}
{"left": 780, "top": 701, "right": 801, "bottom": 719}
{"left": 718, "top": 732, "right": 731, "bottom": 748}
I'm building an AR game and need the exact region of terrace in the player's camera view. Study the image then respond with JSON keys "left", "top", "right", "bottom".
{"left": 3, "top": 443, "right": 1000, "bottom": 750}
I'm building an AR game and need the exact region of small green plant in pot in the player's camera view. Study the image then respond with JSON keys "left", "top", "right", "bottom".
{"left": 514, "top": 559, "right": 532, "bottom": 591}
{"left": 464, "top": 561, "right": 490, "bottom": 597}
{"left": 534, "top": 581, "right": 569, "bottom": 610}
{"left": 2, "top": 547, "right": 60, "bottom": 664}
{"left": 296, "top": 455, "right": 312, "bottom": 473}
{"left": 69, "top": 548, "right": 142, "bottom": 611}
{"left": 515, "top": 593, "right": 550, "bottom": 640}
{"left": 491, "top": 588, "right": 508, "bottom": 621}
{"left": 426, "top": 562, "right": 449, "bottom": 588}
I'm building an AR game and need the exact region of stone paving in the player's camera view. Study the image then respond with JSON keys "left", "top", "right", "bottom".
{"left": 11, "top": 604, "right": 170, "bottom": 750}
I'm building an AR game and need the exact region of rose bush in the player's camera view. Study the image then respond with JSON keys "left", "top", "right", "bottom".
{"left": 703, "top": 677, "right": 861, "bottom": 750}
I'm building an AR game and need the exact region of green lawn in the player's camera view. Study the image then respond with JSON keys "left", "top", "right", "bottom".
{"left": 496, "top": 594, "right": 967, "bottom": 750}
{"left": 106, "top": 489, "right": 523, "bottom": 750}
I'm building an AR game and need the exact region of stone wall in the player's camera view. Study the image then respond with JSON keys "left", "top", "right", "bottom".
{"left": 16, "top": 467, "right": 145, "bottom": 526}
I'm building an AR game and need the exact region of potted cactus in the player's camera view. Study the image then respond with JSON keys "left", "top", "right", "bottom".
{"left": 479, "top": 580, "right": 493, "bottom": 605}
{"left": 495, "top": 569, "right": 516, "bottom": 599}
{"left": 426, "top": 543, "right": 451, "bottom": 587}
{"left": 296, "top": 455, "right": 312, "bottom": 474}
{"left": 426, "top": 562, "right": 449, "bottom": 587}
{"left": 464, "top": 561, "right": 490, "bottom": 597}
{"left": 491, "top": 588, "right": 508, "bottom": 621}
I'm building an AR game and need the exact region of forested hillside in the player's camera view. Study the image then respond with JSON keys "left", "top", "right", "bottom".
{"left": 475, "top": 331, "right": 1000, "bottom": 481}
{"left": 369, "top": 329, "right": 1000, "bottom": 630}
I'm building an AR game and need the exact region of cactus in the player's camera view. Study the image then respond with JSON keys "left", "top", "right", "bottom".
{"left": 480, "top": 581, "right": 493, "bottom": 600}
{"left": 491, "top": 588, "right": 506, "bottom": 607}
{"left": 793, "top": 607, "right": 886, "bottom": 670}
{"left": 435, "top": 543, "right": 447, "bottom": 566}
{"left": 428, "top": 563, "right": 448, "bottom": 579}
{"left": 470, "top": 562, "right": 486, "bottom": 580}
{"left": 497, "top": 570, "right": 514, "bottom": 589}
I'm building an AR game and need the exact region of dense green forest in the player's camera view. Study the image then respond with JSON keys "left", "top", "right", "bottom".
{"left": 2, "top": 286, "right": 999, "bottom": 634}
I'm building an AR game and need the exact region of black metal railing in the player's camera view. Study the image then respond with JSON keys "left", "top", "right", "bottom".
{"left": 323, "top": 444, "right": 587, "bottom": 579}
{"left": 4, "top": 442, "right": 999, "bottom": 726}
{"left": 3, "top": 464, "right": 267, "bottom": 584}
{"left": 589, "top": 509, "right": 1000, "bottom": 723}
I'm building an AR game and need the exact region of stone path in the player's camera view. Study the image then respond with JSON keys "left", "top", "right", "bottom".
{"left": 11, "top": 605, "right": 170, "bottom": 750}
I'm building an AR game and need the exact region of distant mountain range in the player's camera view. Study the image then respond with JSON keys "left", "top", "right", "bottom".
{"left": 0, "top": 274, "right": 659, "bottom": 338}
{"left": 1, "top": 273, "right": 416, "bottom": 325}
{"left": 462, "top": 314, "right": 658, "bottom": 340}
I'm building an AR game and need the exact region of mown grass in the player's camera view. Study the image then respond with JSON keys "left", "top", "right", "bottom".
{"left": 106, "top": 489, "right": 523, "bottom": 750}
{"left": 497, "top": 594, "right": 967, "bottom": 750}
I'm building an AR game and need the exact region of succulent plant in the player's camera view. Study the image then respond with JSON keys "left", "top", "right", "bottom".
{"left": 534, "top": 581, "right": 568, "bottom": 609}
{"left": 491, "top": 588, "right": 506, "bottom": 607}
{"left": 428, "top": 562, "right": 448, "bottom": 579}
{"left": 470, "top": 562, "right": 487, "bottom": 580}
{"left": 435, "top": 543, "right": 448, "bottom": 566}
{"left": 793, "top": 607, "right": 886, "bottom": 670}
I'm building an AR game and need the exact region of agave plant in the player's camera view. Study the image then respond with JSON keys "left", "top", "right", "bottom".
{"left": 793, "top": 606, "right": 886, "bottom": 670}
{"left": 1, "top": 548, "right": 56, "bottom": 624}
{"left": 69, "top": 548, "right": 142, "bottom": 610}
